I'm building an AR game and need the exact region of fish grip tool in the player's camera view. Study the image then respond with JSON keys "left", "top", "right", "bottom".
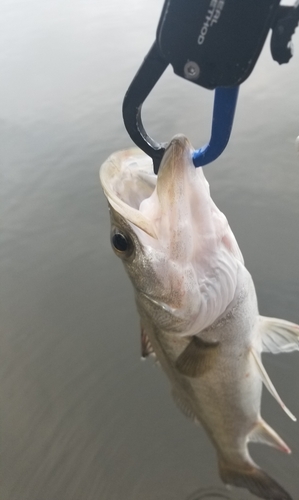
{"left": 122, "top": 0, "right": 299, "bottom": 174}
{"left": 271, "top": 1, "right": 299, "bottom": 64}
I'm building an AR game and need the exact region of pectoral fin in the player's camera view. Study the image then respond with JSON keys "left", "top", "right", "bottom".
{"left": 175, "top": 337, "right": 219, "bottom": 378}
{"left": 140, "top": 327, "right": 155, "bottom": 360}
{"left": 259, "top": 315, "right": 299, "bottom": 354}
{"left": 250, "top": 348, "right": 296, "bottom": 421}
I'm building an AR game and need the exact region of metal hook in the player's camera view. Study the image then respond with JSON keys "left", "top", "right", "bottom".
{"left": 193, "top": 86, "right": 239, "bottom": 167}
{"left": 122, "top": 42, "right": 168, "bottom": 174}
{"left": 122, "top": 42, "right": 239, "bottom": 174}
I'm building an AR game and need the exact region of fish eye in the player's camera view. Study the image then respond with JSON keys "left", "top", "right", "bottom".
{"left": 111, "top": 229, "right": 134, "bottom": 258}
{"left": 112, "top": 232, "right": 128, "bottom": 251}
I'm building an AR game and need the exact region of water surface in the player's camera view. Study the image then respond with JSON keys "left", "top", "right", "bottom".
{"left": 1, "top": 1, "right": 299, "bottom": 499}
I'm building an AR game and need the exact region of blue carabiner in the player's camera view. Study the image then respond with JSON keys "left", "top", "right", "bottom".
{"left": 193, "top": 86, "right": 239, "bottom": 167}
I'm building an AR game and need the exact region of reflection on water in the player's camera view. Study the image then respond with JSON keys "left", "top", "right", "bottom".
{"left": 1, "top": 0, "right": 299, "bottom": 499}
{"left": 186, "top": 488, "right": 241, "bottom": 500}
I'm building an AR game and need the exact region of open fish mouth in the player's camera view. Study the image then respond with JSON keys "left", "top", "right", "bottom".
{"left": 100, "top": 145, "right": 158, "bottom": 238}
{"left": 100, "top": 135, "right": 212, "bottom": 249}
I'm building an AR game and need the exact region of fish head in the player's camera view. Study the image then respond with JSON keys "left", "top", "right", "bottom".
{"left": 100, "top": 135, "right": 244, "bottom": 335}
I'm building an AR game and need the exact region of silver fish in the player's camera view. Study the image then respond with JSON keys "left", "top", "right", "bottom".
{"left": 100, "top": 135, "right": 299, "bottom": 500}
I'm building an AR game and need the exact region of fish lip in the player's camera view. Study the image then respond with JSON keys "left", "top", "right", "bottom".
{"left": 164, "top": 134, "right": 192, "bottom": 154}
{"left": 161, "top": 134, "right": 193, "bottom": 170}
{"left": 156, "top": 133, "right": 195, "bottom": 203}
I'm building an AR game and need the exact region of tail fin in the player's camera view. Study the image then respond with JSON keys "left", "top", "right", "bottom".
{"left": 219, "top": 459, "right": 292, "bottom": 500}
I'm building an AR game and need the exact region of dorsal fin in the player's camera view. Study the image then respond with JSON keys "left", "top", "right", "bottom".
{"left": 250, "top": 348, "right": 296, "bottom": 421}
{"left": 175, "top": 336, "right": 219, "bottom": 378}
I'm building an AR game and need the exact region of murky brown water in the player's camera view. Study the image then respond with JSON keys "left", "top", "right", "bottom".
{"left": 1, "top": 1, "right": 299, "bottom": 499}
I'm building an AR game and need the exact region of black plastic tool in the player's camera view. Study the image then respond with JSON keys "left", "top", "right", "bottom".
{"left": 271, "top": 2, "right": 299, "bottom": 64}
{"left": 157, "top": 0, "right": 281, "bottom": 89}
{"left": 123, "top": 0, "right": 299, "bottom": 173}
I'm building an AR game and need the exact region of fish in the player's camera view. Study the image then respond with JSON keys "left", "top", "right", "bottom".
{"left": 100, "top": 134, "right": 299, "bottom": 500}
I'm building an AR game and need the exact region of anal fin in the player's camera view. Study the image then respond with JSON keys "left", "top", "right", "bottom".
{"left": 250, "top": 348, "right": 296, "bottom": 421}
{"left": 249, "top": 419, "right": 291, "bottom": 454}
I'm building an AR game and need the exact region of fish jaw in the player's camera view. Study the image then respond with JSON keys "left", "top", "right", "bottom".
{"left": 139, "top": 135, "right": 243, "bottom": 263}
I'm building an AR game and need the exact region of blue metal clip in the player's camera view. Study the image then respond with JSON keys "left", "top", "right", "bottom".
{"left": 122, "top": 42, "right": 239, "bottom": 174}
{"left": 193, "top": 86, "right": 239, "bottom": 167}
